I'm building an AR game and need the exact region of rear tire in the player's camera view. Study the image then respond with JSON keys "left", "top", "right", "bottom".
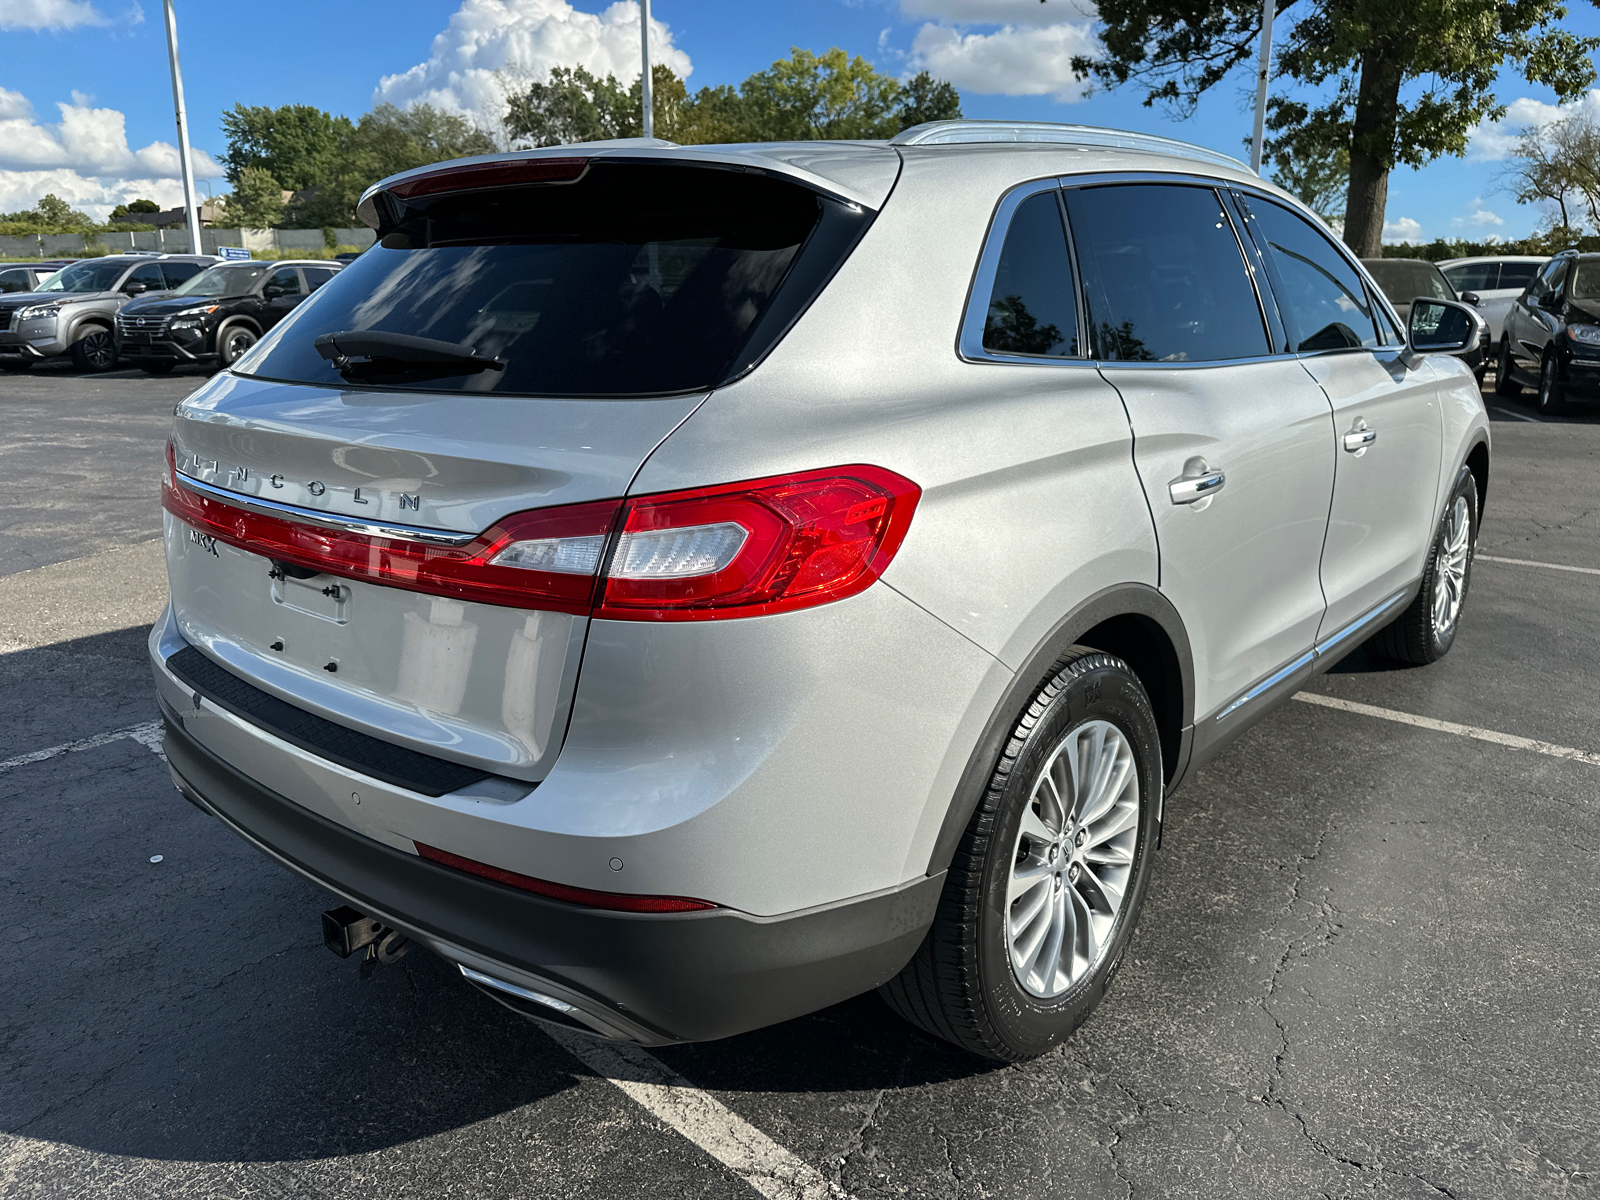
{"left": 69, "top": 327, "right": 117, "bottom": 372}
{"left": 879, "top": 648, "right": 1162, "bottom": 1062}
{"left": 1371, "top": 467, "right": 1477, "bottom": 666}
{"left": 1494, "top": 338, "right": 1520, "bottom": 398}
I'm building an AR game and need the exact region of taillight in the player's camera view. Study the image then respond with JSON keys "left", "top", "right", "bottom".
{"left": 163, "top": 450, "right": 918, "bottom": 620}
{"left": 387, "top": 156, "right": 588, "bottom": 199}
{"left": 595, "top": 466, "right": 920, "bottom": 620}
{"left": 414, "top": 841, "right": 715, "bottom": 912}
{"left": 163, "top": 441, "right": 619, "bottom": 614}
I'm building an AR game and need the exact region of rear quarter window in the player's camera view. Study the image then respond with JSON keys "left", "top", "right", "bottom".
{"left": 237, "top": 162, "right": 871, "bottom": 397}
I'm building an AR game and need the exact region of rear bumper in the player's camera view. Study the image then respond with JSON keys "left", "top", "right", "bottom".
{"left": 160, "top": 705, "right": 942, "bottom": 1044}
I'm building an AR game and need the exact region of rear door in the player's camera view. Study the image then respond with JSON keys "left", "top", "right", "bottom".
{"left": 1234, "top": 192, "right": 1442, "bottom": 642}
{"left": 1508, "top": 257, "right": 1568, "bottom": 374}
{"left": 1066, "top": 181, "right": 1335, "bottom": 722}
{"left": 259, "top": 265, "right": 304, "bottom": 328}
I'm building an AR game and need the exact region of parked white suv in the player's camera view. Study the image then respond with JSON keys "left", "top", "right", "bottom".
{"left": 152, "top": 123, "right": 1491, "bottom": 1061}
{"left": 1440, "top": 255, "right": 1547, "bottom": 343}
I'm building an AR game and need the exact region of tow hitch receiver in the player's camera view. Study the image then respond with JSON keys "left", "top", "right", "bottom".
{"left": 321, "top": 905, "right": 385, "bottom": 957}
{"left": 322, "top": 906, "right": 413, "bottom": 978}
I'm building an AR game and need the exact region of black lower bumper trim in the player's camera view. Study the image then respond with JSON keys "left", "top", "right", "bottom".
{"left": 165, "top": 645, "right": 490, "bottom": 797}
{"left": 160, "top": 713, "right": 943, "bottom": 1044}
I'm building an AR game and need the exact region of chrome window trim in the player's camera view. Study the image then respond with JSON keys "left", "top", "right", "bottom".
{"left": 175, "top": 472, "right": 478, "bottom": 546}
{"left": 956, "top": 175, "right": 1093, "bottom": 368}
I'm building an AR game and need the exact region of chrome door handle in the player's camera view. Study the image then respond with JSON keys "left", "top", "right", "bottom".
{"left": 1168, "top": 470, "right": 1226, "bottom": 505}
{"left": 1343, "top": 428, "right": 1377, "bottom": 453}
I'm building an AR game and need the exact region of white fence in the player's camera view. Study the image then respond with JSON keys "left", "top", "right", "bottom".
{"left": 0, "top": 227, "right": 376, "bottom": 259}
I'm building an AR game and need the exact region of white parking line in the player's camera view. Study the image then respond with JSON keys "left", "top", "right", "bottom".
{"left": 1488, "top": 406, "right": 1541, "bottom": 423}
{"left": 543, "top": 1025, "right": 845, "bottom": 1199}
{"left": 1478, "top": 554, "right": 1600, "bottom": 577}
{"left": 1293, "top": 693, "right": 1600, "bottom": 768}
{"left": 0, "top": 720, "right": 165, "bottom": 774}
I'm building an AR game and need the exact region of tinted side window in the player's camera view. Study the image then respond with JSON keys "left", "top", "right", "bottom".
{"left": 1499, "top": 262, "right": 1541, "bottom": 291}
{"left": 303, "top": 266, "right": 338, "bottom": 292}
{"left": 128, "top": 263, "right": 166, "bottom": 291}
{"left": 1442, "top": 263, "right": 1497, "bottom": 292}
{"left": 0, "top": 268, "right": 30, "bottom": 293}
{"left": 264, "top": 267, "right": 301, "bottom": 297}
{"left": 982, "top": 190, "right": 1079, "bottom": 357}
{"left": 1066, "top": 184, "right": 1267, "bottom": 363}
{"left": 161, "top": 261, "right": 202, "bottom": 288}
{"left": 1239, "top": 196, "right": 1379, "bottom": 351}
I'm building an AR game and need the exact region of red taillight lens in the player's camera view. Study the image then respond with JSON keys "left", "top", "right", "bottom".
{"left": 163, "top": 452, "right": 919, "bottom": 621}
{"left": 414, "top": 842, "right": 716, "bottom": 912}
{"left": 595, "top": 466, "right": 920, "bottom": 620}
{"left": 162, "top": 446, "right": 619, "bottom": 615}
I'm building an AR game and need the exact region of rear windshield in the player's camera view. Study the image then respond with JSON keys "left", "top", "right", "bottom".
{"left": 237, "top": 162, "right": 865, "bottom": 396}
{"left": 1365, "top": 260, "right": 1454, "bottom": 305}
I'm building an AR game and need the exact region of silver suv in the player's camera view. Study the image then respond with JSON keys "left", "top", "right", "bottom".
{"left": 151, "top": 123, "right": 1490, "bottom": 1061}
{"left": 0, "top": 253, "right": 214, "bottom": 371}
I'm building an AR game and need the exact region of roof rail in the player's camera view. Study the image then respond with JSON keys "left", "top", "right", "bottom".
{"left": 890, "top": 120, "right": 1254, "bottom": 175}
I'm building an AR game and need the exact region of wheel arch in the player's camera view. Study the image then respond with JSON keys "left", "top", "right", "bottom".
{"left": 1465, "top": 438, "right": 1489, "bottom": 518}
{"left": 217, "top": 315, "right": 264, "bottom": 337}
{"left": 926, "top": 583, "right": 1193, "bottom": 875}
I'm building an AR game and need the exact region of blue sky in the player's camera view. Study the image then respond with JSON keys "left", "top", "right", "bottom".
{"left": 2, "top": 0, "right": 1598, "bottom": 242}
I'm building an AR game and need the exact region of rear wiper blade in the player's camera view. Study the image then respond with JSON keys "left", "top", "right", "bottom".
{"left": 313, "top": 330, "right": 504, "bottom": 374}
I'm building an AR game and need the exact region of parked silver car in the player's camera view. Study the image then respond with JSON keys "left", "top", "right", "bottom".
{"left": 151, "top": 123, "right": 1490, "bottom": 1061}
{"left": 0, "top": 253, "right": 213, "bottom": 371}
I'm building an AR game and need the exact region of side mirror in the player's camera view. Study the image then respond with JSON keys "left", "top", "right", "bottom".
{"left": 1538, "top": 292, "right": 1564, "bottom": 312}
{"left": 1404, "top": 298, "right": 1486, "bottom": 369}
{"left": 123, "top": 281, "right": 148, "bottom": 295}
{"left": 1460, "top": 291, "right": 1481, "bottom": 306}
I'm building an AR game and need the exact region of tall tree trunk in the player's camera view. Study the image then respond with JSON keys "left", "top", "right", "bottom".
{"left": 1343, "top": 45, "right": 1404, "bottom": 257}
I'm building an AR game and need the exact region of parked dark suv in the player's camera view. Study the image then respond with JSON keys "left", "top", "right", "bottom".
{"left": 1495, "top": 249, "right": 1600, "bottom": 414}
{"left": 0, "top": 253, "right": 213, "bottom": 371}
{"left": 116, "top": 259, "right": 340, "bottom": 374}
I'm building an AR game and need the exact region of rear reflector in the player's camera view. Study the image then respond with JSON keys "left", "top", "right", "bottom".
{"left": 414, "top": 841, "right": 716, "bottom": 912}
{"left": 165, "top": 444, "right": 920, "bottom": 621}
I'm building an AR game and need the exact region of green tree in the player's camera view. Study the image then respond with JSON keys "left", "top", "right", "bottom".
{"left": 1500, "top": 113, "right": 1600, "bottom": 238}
{"left": 32, "top": 194, "right": 94, "bottom": 228}
{"left": 285, "top": 102, "right": 499, "bottom": 227}
{"left": 740, "top": 47, "right": 902, "bottom": 140}
{"left": 220, "top": 103, "right": 354, "bottom": 190}
{"left": 895, "top": 70, "right": 963, "bottom": 132}
{"left": 109, "top": 197, "right": 161, "bottom": 220}
{"left": 1070, "top": 0, "right": 1600, "bottom": 256}
{"left": 1263, "top": 144, "right": 1349, "bottom": 223}
{"left": 225, "top": 167, "right": 287, "bottom": 228}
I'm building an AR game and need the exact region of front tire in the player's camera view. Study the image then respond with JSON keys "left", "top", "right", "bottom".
{"left": 218, "top": 324, "right": 257, "bottom": 367}
{"left": 880, "top": 648, "right": 1162, "bottom": 1061}
{"left": 1537, "top": 353, "right": 1567, "bottom": 415}
{"left": 1494, "top": 338, "right": 1520, "bottom": 397}
{"left": 69, "top": 328, "right": 117, "bottom": 372}
{"left": 1371, "top": 467, "right": 1478, "bottom": 666}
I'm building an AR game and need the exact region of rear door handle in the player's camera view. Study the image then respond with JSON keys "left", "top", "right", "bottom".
{"left": 1343, "top": 425, "right": 1377, "bottom": 453}
{"left": 1168, "top": 470, "right": 1226, "bottom": 505}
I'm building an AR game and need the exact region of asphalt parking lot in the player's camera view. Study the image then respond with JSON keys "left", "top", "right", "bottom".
{"left": 2, "top": 366, "right": 1598, "bottom": 1199}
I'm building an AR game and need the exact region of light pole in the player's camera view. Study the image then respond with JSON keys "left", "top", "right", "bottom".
{"left": 1248, "top": 0, "right": 1276, "bottom": 174}
{"left": 640, "top": 0, "right": 653, "bottom": 139}
{"left": 162, "top": 0, "right": 203, "bottom": 253}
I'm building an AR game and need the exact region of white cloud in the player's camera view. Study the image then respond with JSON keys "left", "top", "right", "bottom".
{"left": 1452, "top": 198, "right": 1504, "bottom": 228}
{"left": 908, "top": 20, "right": 1096, "bottom": 101}
{"left": 0, "top": 0, "right": 106, "bottom": 30}
{"left": 375, "top": 0, "right": 693, "bottom": 135}
{"left": 1468, "top": 89, "right": 1600, "bottom": 162}
{"left": 1382, "top": 216, "right": 1423, "bottom": 244}
{"left": 0, "top": 88, "right": 221, "bottom": 220}
{"left": 900, "top": 0, "right": 1097, "bottom": 26}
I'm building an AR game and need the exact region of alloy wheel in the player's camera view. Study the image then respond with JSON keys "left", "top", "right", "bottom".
{"left": 1432, "top": 495, "right": 1471, "bottom": 637}
{"left": 81, "top": 332, "right": 115, "bottom": 370}
{"left": 1006, "top": 719, "right": 1140, "bottom": 999}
